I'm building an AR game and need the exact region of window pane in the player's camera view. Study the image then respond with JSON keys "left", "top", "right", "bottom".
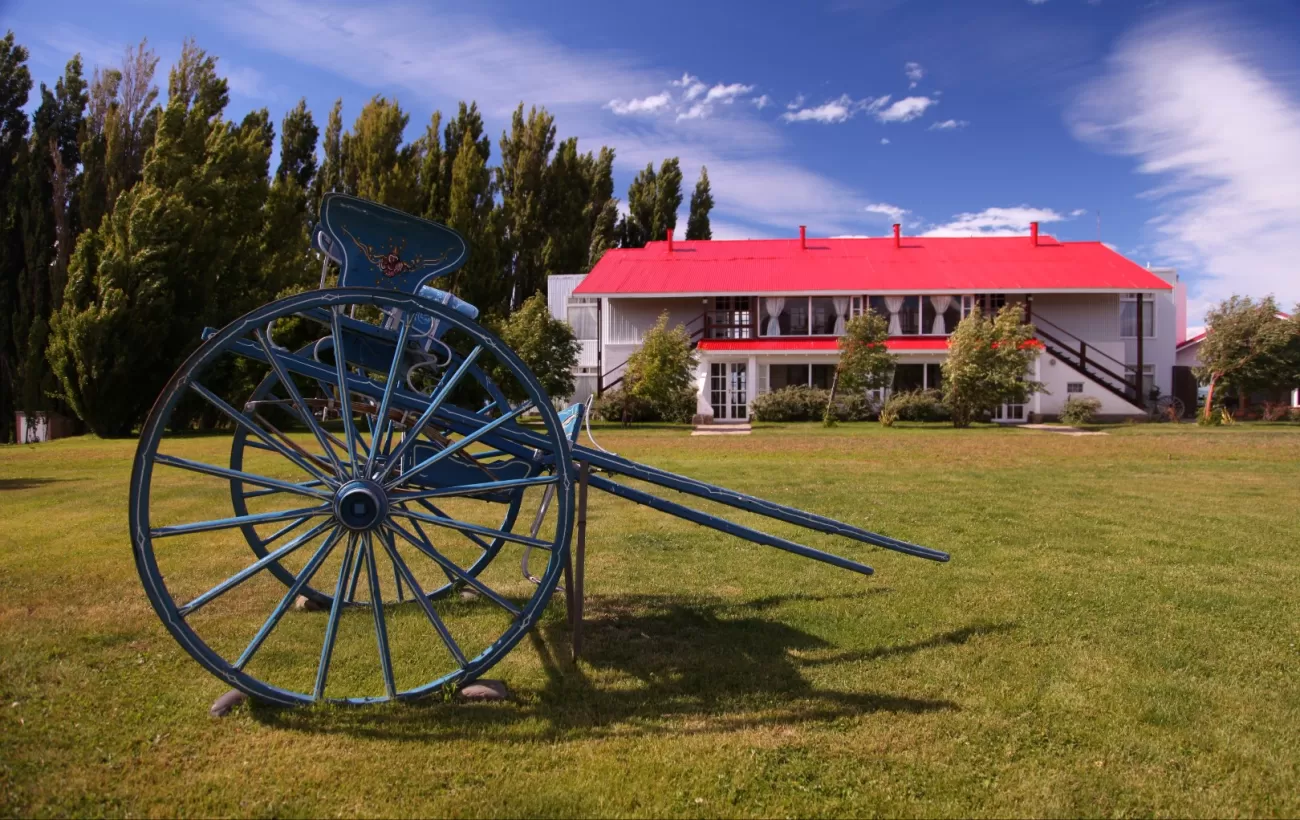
{"left": 810, "top": 297, "right": 838, "bottom": 335}
{"left": 811, "top": 364, "right": 836, "bottom": 389}
{"left": 893, "top": 364, "right": 924, "bottom": 392}
{"left": 868, "top": 295, "right": 890, "bottom": 320}
{"left": 925, "top": 363, "right": 942, "bottom": 391}
{"left": 921, "top": 298, "right": 936, "bottom": 335}
{"left": 770, "top": 364, "right": 810, "bottom": 390}
{"left": 785, "top": 299, "right": 808, "bottom": 335}
{"left": 943, "top": 302, "right": 962, "bottom": 335}
{"left": 899, "top": 295, "right": 921, "bottom": 335}
{"left": 566, "top": 303, "right": 598, "bottom": 339}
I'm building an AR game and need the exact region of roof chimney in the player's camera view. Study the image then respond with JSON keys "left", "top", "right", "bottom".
{"left": 1030, "top": 221, "right": 1039, "bottom": 247}
{"left": 799, "top": 225, "right": 806, "bottom": 250}
{"left": 893, "top": 223, "right": 901, "bottom": 248}
{"left": 666, "top": 228, "right": 673, "bottom": 252}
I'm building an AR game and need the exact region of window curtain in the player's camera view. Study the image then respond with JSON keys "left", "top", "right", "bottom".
{"left": 929, "top": 295, "right": 956, "bottom": 334}
{"left": 883, "top": 295, "right": 905, "bottom": 335}
{"left": 764, "top": 297, "right": 785, "bottom": 336}
{"left": 832, "top": 296, "right": 850, "bottom": 335}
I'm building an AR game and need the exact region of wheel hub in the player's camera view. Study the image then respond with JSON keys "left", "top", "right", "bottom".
{"left": 333, "top": 480, "right": 388, "bottom": 531}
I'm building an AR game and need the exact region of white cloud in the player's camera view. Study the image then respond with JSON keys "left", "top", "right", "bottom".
{"left": 1028, "top": 0, "right": 1049, "bottom": 4}
{"left": 1070, "top": 208, "right": 1088, "bottom": 217}
{"left": 928, "top": 118, "right": 968, "bottom": 130}
{"left": 671, "top": 73, "right": 708, "bottom": 101}
{"left": 608, "top": 92, "right": 673, "bottom": 115}
{"left": 781, "top": 94, "right": 861, "bottom": 124}
{"left": 904, "top": 61, "right": 924, "bottom": 89}
{"left": 751, "top": 94, "right": 771, "bottom": 109}
{"left": 786, "top": 94, "right": 805, "bottom": 110}
{"left": 921, "top": 206, "right": 1067, "bottom": 237}
{"left": 864, "top": 202, "right": 909, "bottom": 221}
{"left": 675, "top": 102, "right": 709, "bottom": 122}
{"left": 873, "top": 96, "right": 936, "bottom": 123}
{"left": 1068, "top": 6, "right": 1300, "bottom": 320}
{"left": 704, "top": 82, "right": 754, "bottom": 104}
{"left": 880, "top": 137, "right": 890, "bottom": 144}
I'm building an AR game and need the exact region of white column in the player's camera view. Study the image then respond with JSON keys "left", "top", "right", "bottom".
{"left": 747, "top": 355, "right": 758, "bottom": 418}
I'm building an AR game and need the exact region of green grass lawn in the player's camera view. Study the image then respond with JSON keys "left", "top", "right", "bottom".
{"left": 2, "top": 422, "right": 1299, "bottom": 817}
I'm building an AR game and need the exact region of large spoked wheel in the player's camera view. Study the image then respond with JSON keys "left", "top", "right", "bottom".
{"left": 130, "top": 288, "right": 574, "bottom": 705}
{"left": 227, "top": 344, "right": 529, "bottom": 608}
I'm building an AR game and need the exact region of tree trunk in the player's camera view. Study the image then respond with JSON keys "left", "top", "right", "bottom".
{"left": 1204, "top": 374, "right": 1219, "bottom": 422}
{"left": 822, "top": 370, "right": 840, "bottom": 426}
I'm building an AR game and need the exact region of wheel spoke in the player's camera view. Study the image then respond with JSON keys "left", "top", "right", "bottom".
{"left": 315, "top": 534, "right": 359, "bottom": 699}
{"left": 386, "top": 519, "right": 522, "bottom": 616}
{"left": 235, "top": 526, "right": 345, "bottom": 670}
{"left": 389, "top": 475, "right": 556, "bottom": 503}
{"left": 155, "top": 454, "right": 332, "bottom": 501}
{"left": 365, "top": 315, "right": 413, "bottom": 479}
{"left": 189, "top": 381, "right": 338, "bottom": 487}
{"left": 377, "top": 528, "right": 467, "bottom": 668}
{"left": 386, "top": 401, "right": 534, "bottom": 492}
{"left": 376, "top": 346, "right": 483, "bottom": 484}
{"left": 411, "top": 497, "right": 493, "bottom": 553}
{"left": 346, "top": 541, "right": 366, "bottom": 603}
{"left": 179, "top": 520, "right": 335, "bottom": 616}
{"left": 391, "top": 503, "right": 553, "bottom": 550}
{"left": 151, "top": 504, "right": 332, "bottom": 539}
{"left": 244, "top": 479, "right": 328, "bottom": 500}
{"left": 255, "top": 330, "right": 346, "bottom": 477}
{"left": 363, "top": 533, "right": 397, "bottom": 698}
{"left": 330, "top": 306, "right": 362, "bottom": 479}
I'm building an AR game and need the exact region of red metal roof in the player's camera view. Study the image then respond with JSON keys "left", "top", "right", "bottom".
{"left": 698, "top": 338, "right": 948, "bottom": 352}
{"left": 574, "top": 235, "right": 1174, "bottom": 296}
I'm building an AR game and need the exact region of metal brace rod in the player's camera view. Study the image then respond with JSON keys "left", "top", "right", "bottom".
{"left": 586, "top": 474, "right": 876, "bottom": 576}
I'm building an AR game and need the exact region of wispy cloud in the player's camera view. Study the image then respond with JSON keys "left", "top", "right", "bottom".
{"left": 880, "top": 137, "right": 890, "bottom": 144}
{"left": 786, "top": 94, "right": 805, "bottom": 110}
{"left": 608, "top": 92, "right": 672, "bottom": 115}
{"left": 1069, "top": 6, "right": 1300, "bottom": 319}
{"left": 921, "top": 206, "right": 1067, "bottom": 237}
{"left": 224, "top": 63, "right": 276, "bottom": 101}
{"left": 1070, "top": 208, "right": 1088, "bottom": 217}
{"left": 928, "top": 118, "right": 968, "bottom": 130}
{"left": 751, "top": 94, "right": 772, "bottom": 109}
{"left": 864, "top": 202, "right": 909, "bottom": 221}
{"left": 672, "top": 72, "right": 707, "bottom": 101}
{"left": 873, "top": 95, "right": 936, "bottom": 123}
{"left": 781, "top": 94, "right": 863, "bottom": 124}
{"left": 704, "top": 82, "right": 754, "bottom": 104}
{"left": 904, "top": 61, "right": 924, "bottom": 89}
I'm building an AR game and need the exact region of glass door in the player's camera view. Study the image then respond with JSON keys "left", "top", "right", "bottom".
{"left": 993, "top": 402, "right": 1027, "bottom": 424}
{"left": 710, "top": 363, "right": 749, "bottom": 421}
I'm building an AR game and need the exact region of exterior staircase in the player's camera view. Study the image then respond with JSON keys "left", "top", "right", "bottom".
{"left": 1033, "top": 315, "right": 1145, "bottom": 410}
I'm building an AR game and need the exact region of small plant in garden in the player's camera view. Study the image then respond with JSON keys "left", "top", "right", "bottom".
{"left": 751, "top": 386, "right": 874, "bottom": 422}
{"left": 1059, "top": 396, "right": 1102, "bottom": 426}
{"left": 825, "top": 309, "right": 895, "bottom": 427}
{"left": 879, "top": 389, "right": 949, "bottom": 424}
{"left": 623, "top": 311, "right": 698, "bottom": 423}
{"left": 941, "top": 304, "right": 1045, "bottom": 427}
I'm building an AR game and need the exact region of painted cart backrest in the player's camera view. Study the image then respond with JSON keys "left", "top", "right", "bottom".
{"left": 315, "top": 193, "right": 469, "bottom": 293}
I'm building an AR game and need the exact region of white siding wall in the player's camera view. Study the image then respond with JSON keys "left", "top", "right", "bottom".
{"left": 546, "top": 274, "right": 587, "bottom": 321}
{"left": 605, "top": 297, "right": 705, "bottom": 345}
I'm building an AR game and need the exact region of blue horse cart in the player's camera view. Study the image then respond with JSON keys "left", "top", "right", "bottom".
{"left": 130, "top": 194, "right": 949, "bottom": 706}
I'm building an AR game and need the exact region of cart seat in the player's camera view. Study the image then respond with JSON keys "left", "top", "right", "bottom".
{"left": 316, "top": 193, "right": 469, "bottom": 294}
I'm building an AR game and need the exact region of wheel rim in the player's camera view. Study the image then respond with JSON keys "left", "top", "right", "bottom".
{"left": 130, "top": 288, "right": 574, "bottom": 705}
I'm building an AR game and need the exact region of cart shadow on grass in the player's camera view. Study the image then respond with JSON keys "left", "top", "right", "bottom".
{"left": 249, "top": 591, "right": 1014, "bottom": 742}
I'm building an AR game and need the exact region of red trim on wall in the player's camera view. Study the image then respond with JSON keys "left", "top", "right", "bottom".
{"left": 697, "top": 337, "right": 949, "bottom": 352}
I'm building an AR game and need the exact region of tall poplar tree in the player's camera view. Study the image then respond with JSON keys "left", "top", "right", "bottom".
{"left": 686, "top": 165, "right": 713, "bottom": 240}
{"left": 0, "top": 31, "right": 32, "bottom": 441}
{"left": 498, "top": 103, "right": 555, "bottom": 307}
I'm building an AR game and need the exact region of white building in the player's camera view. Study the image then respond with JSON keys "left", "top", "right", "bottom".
{"left": 551, "top": 223, "right": 1187, "bottom": 422}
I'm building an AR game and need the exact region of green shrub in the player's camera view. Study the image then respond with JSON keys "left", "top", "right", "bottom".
{"left": 880, "top": 389, "right": 949, "bottom": 423}
{"left": 751, "top": 386, "right": 875, "bottom": 423}
{"left": 591, "top": 385, "right": 693, "bottom": 423}
{"left": 1059, "top": 396, "right": 1102, "bottom": 426}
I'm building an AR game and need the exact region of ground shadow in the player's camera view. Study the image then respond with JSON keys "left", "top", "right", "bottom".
{"left": 251, "top": 592, "right": 1013, "bottom": 742}
{"left": 0, "top": 477, "right": 74, "bottom": 491}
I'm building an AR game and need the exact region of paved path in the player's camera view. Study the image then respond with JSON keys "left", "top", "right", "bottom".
{"left": 1019, "top": 423, "right": 1108, "bottom": 437}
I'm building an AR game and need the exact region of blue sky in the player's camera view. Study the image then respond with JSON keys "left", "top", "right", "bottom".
{"left": 4, "top": 0, "right": 1300, "bottom": 322}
